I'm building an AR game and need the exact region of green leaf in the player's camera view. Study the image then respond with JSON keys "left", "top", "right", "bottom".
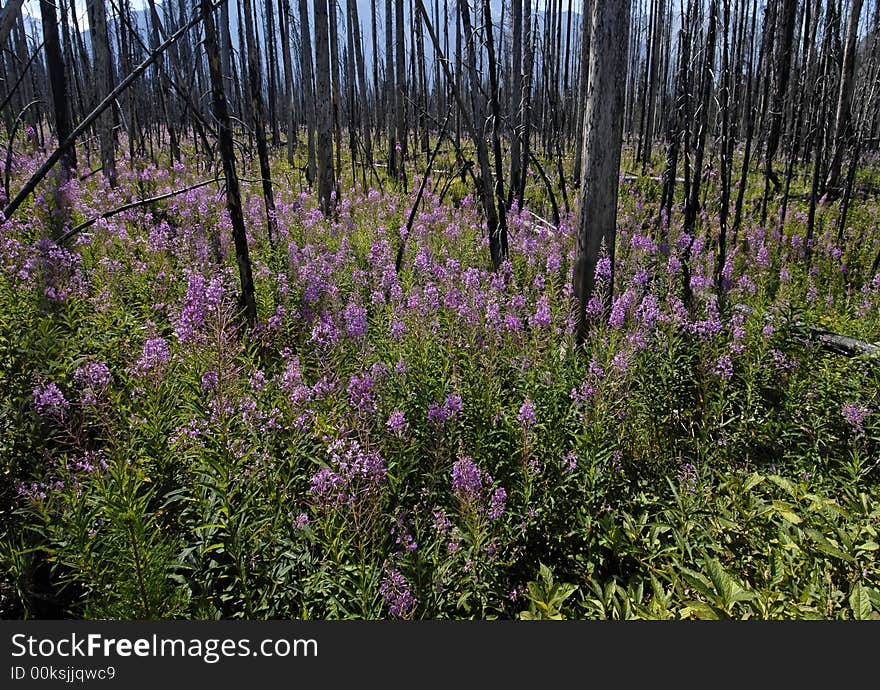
{"left": 679, "top": 567, "right": 715, "bottom": 602}
{"left": 705, "top": 559, "right": 734, "bottom": 605}
{"left": 743, "top": 473, "right": 764, "bottom": 492}
{"left": 772, "top": 500, "right": 803, "bottom": 524}
{"left": 804, "top": 529, "right": 855, "bottom": 563}
{"left": 681, "top": 601, "right": 721, "bottom": 620}
{"left": 706, "top": 559, "right": 754, "bottom": 607}
{"left": 768, "top": 474, "right": 796, "bottom": 497}
{"left": 850, "top": 583, "right": 873, "bottom": 621}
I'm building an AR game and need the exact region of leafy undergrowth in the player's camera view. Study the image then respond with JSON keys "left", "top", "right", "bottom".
{"left": 0, "top": 145, "right": 878, "bottom": 619}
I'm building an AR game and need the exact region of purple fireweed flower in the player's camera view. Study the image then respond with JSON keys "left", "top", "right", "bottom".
{"left": 689, "top": 299, "right": 723, "bottom": 340}
{"left": 348, "top": 373, "right": 376, "bottom": 414}
{"left": 33, "top": 382, "right": 69, "bottom": 417}
{"left": 309, "top": 439, "right": 387, "bottom": 509}
{"left": 390, "top": 317, "right": 407, "bottom": 340}
{"left": 678, "top": 462, "right": 697, "bottom": 493}
{"left": 386, "top": 410, "right": 407, "bottom": 436}
{"left": 132, "top": 337, "right": 170, "bottom": 377}
{"left": 432, "top": 509, "right": 452, "bottom": 536}
{"left": 451, "top": 457, "right": 507, "bottom": 521}
{"left": 504, "top": 312, "right": 523, "bottom": 333}
{"left": 488, "top": 487, "right": 507, "bottom": 520}
{"left": 444, "top": 394, "right": 463, "bottom": 418}
{"left": 427, "top": 402, "right": 446, "bottom": 426}
{"left": 714, "top": 354, "right": 734, "bottom": 380}
{"left": 451, "top": 457, "right": 483, "bottom": 502}
{"left": 842, "top": 403, "right": 871, "bottom": 434}
{"left": 635, "top": 293, "right": 661, "bottom": 329}
{"left": 609, "top": 289, "right": 636, "bottom": 329}
{"left": 292, "top": 512, "right": 309, "bottom": 530}
{"left": 200, "top": 370, "right": 219, "bottom": 393}
{"left": 174, "top": 271, "right": 226, "bottom": 345}
{"left": 391, "top": 513, "right": 418, "bottom": 554}
{"left": 530, "top": 296, "right": 552, "bottom": 330}
{"left": 595, "top": 256, "right": 612, "bottom": 283}
{"left": 517, "top": 399, "right": 537, "bottom": 429}
{"left": 380, "top": 568, "right": 416, "bottom": 619}
{"left": 74, "top": 361, "right": 111, "bottom": 405}
{"left": 343, "top": 300, "right": 368, "bottom": 338}
{"left": 310, "top": 310, "right": 339, "bottom": 347}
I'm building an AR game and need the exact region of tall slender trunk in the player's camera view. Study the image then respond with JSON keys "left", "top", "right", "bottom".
{"left": 517, "top": 0, "right": 534, "bottom": 207}
{"left": 348, "top": 0, "right": 373, "bottom": 172}
{"left": 328, "top": 1, "right": 343, "bottom": 178}
{"left": 574, "top": 0, "right": 631, "bottom": 344}
{"left": 147, "top": 0, "right": 180, "bottom": 162}
{"left": 460, "top": 0, "right": 503, "bottom": 269}
{"left": 298, "top": 0, "right": 317, "bottom": 185}
{"left": 86, "top": 0, "right": 117, "bottom": 185}
{"left": 200, "top": 0, "right": 257, "bottom": 325}
{"left": 39, "top": 0, "right": 74, "bottom": 233}
{"left": 508, "top": 0, "right": 523, "bottom": 205}
{"left": 642, "top": 0, "right": 664, "bottom": 171}
{"left": 385, "top": 0, "right": 397, "bottom": 178}
{"left": 395, "top": 0, "right": 407, "bottom": 182}
{"left": 825, "top": 0, "right": 864, "bottom": 193}
{"left": 242, "top": 0, "right": 279, "bottom": 242}
{"left": 279, "top": 0, "right": 296, "bottom": 163}
{"left": 681, "top": 0, "right": 717, "bottom": 310}
{"left": 482, "top": 0, "right": 509, "bottom": 260}
{"left": 314, "top": 0, "right": 337, "bottom": 214}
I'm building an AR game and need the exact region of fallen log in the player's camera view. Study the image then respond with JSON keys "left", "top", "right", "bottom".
{"left": 734, "top": 303, "right": 879, "bottom": 358}
{"left": 807, "top": 329, "right": 880, "bottom": 357}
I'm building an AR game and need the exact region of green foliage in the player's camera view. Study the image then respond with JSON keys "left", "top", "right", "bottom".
{"left": 519, "top": 563, "right": 578, "bottom": 620}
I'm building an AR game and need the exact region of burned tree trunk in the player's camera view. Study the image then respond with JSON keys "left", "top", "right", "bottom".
{"left": 314, "top": 0, "right": 337, "bottom": 214}
{"left": 242, "top": 0, "right": 279, "bottom": 242}
{"left": 298, "top": 0, "right": 318, "bottom": 186}
{"left": 201, "top": 0, "right": 257, "bottom": 325}
{"left": 573, "top": 0, "right": 630, "bottom": 345}
{"left": 86, "top": 0, "right": 117, "bottom": 186}
{"left": 826, "top": 0, "right": 865, "bottom": 193}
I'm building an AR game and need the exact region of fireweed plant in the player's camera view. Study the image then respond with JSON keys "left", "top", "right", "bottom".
{"left": 0, "top": 144, "right": 878, "bottom": 620}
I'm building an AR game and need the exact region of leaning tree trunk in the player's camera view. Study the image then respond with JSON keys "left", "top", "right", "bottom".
{"left": 573, "top": 0, "right": 630, "bottom": 345}
{"left": 201, "top": 0, "right": 257, "bottom": 325}
{"left": 241, "top": 0, "right": 279, "bottom": 243}
{"left": 460, "top": 0, "right": 504, "bottom": 270}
